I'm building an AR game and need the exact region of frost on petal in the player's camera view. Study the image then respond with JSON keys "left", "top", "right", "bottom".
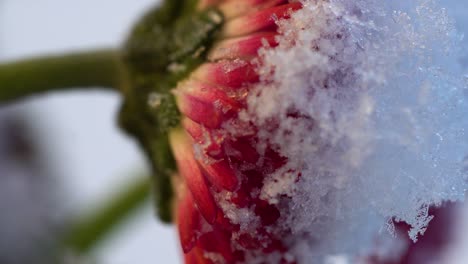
{"left": 235, "top": 0, "right": 468, "bottom": 261}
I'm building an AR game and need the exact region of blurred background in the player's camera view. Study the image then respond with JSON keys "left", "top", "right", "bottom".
{"left": 0, "top": 0, "right": 467, "bottom": 264}
{"left": 0, "top": 0, "right": 180, "bottom": 263}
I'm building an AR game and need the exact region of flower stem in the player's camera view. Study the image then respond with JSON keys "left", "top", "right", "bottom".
{"left": 0, "top": 49, "right": 124, "bottom": 103}
{"left": 63, "top": 175, "right": 151, "bottom": 254}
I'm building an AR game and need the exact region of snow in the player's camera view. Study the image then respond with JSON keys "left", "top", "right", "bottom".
{"left": 240, "top": 0, "right": 468, "bottom": 261}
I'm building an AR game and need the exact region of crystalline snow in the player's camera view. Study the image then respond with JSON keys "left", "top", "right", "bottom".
{"left": 260, "top": 169, "right": 299, "bottom": 204}
{"left": 203, "top": 252, "right": 226, "bottom": 264}
{"left": 239, "top": 0, "right": 468, "bottom": 261}
{"left": 215, "top": 190, "right": 260, "bottom": 231}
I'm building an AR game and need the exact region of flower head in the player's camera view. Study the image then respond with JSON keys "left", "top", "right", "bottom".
{"left": 120, "top": 0, "right": 468, "bottom": 263}
{"left": 168, "top": 1, "right": 302, "bottom": 263}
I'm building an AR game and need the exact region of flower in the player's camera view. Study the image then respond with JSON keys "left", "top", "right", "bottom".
{"left": 168, "top": 1, "right": 302, "bottom": 263}
{"left": 120, "top": 0, "right": 468, "bottom": 263}
{"left": 0, "top": 0, "right": 465, "bottom": 262}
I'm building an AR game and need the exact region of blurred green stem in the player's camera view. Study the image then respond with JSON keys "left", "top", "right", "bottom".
{"left": 63, "top": 176, "right": 151, "bottom": 253}
{"left": 0, "top": 49, "right": 124, "bottom": 103}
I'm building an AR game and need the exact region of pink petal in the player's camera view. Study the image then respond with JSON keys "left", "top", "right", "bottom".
{"left": 182, "top": 118, "right": 224, "bottom": 159}
{"left": 170, "top": 129, "right": 218, "bottom": 224}
{"left": 208, "top": 31, "right": 278, "bottom": 61}
{"left": 174, "top": 80, "right": 240, "bottom": 128}
{"left": 199, "top": 158, "right": 239, "bottom": 192}
{"left": 219, "top": 0, "right": 288, "bottom": 19}
{"left": 222, "top": 3, "right": 302, "bottom": 38}
{"left": 191, "top": 60, "right": 259, "bottom": 89}
{"left": 177, "top": 192, "right": 201, "bottom": 253}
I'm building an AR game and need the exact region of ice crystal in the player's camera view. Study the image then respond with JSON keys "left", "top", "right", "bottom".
{"left": 240, "top": 0, "right": 468, "bottom": 260}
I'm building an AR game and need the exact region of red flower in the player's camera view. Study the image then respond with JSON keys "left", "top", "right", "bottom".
{"left": 117, "top": 1, "right": 463, "bottom": 263}
{"left": 168, "top": 1, "right": 302, "bottom": 263}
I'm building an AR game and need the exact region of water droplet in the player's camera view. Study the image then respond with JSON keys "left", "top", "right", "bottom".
{"left": 167, "top": 63, "right": 186, "bottom": 73}
{"left": 222, "top": 59, "right": 247, "bottom": 73}
{"left": 271, "top": 13, "right": 279, "bottom": 22}
{"left": 148, "top": 93, "right": 163, "bottom": 109}
{"left": 207, "top": 10, "right": 222, "bottom": 24}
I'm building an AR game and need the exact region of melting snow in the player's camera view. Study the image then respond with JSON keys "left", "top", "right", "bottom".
{"left": 240, "top": 0, "right": 468, "bottom": 261}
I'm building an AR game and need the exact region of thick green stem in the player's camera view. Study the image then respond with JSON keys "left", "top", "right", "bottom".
{"left": 0, "top": 49, "right": 124, "bottom": 103}
{"left": 63, "top": 176, "right": 151, "bottom": 253}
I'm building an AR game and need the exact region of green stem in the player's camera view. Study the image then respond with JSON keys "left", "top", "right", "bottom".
{"left": 0, "top": 49, "right": 124, "bottom": 103}
{"left": 63, "top": 176, "right": 151, "bottom": 253}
